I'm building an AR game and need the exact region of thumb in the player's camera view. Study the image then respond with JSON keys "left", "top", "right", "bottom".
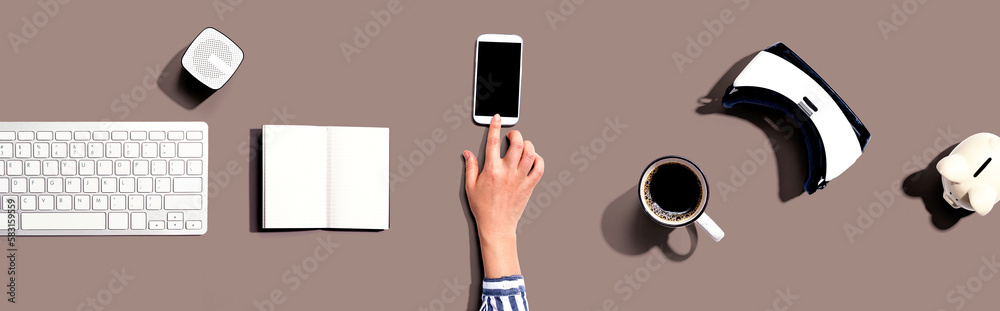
{"left": 464, "top": 150, "right": 479, "bottom": 187}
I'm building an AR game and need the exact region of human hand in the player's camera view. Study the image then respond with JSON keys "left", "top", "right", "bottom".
{"left": 464, "top": 114, "right": 545, "bottom": 239}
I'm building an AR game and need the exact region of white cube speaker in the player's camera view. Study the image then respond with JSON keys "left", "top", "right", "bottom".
{"left": 181, "top": 27, "right": 244, "bottom": 90}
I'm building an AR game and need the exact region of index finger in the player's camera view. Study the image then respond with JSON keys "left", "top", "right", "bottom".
{"left": 485, "top": 114, "right": 502, "bottom": 162}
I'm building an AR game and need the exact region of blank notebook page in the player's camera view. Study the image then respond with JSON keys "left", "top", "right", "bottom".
{"left": 263, "top": 125, "right": 330, "bottom": 228}
{"left": 327, "top": 127, "right": 389, "bottom": 229}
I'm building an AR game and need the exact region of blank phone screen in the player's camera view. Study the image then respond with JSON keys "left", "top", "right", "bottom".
{"left": 475, "top": 41, "right": 521, "bottom": 118}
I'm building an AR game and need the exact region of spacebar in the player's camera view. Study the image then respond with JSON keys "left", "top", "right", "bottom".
{"left": 21, "top": 213, "right": 106, "bottom": 230}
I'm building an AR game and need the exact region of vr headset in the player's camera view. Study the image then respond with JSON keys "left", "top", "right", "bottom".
{"left": 722, "top": 42, "right": 871, "bottom": 194}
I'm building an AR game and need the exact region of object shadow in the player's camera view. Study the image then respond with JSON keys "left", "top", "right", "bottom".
{"left": 696, "top": 53, "right": 809, "bottom": 202}
{"left": 248, "top": 129, "right": 382, "bottom": 233}
{"left": 601, "top": 185, "right": 699, "bottom": 262}
{"left": 902, "top": 144, "right": 973, "bottom": 230}
{"left": 157, "top": 48, "right": 216, "bottom": 110}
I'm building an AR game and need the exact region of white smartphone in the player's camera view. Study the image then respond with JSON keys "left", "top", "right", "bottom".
{"left": 473, "top": 34, "right": 523, "bottom": 126}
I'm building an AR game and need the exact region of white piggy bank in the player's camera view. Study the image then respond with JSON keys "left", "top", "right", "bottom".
{"left": 937, "top": 133, "right": 1000, "bottom": 216}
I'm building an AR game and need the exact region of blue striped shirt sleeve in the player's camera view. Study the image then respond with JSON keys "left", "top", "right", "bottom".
{"left": 480, "top": 275, "right": 528, "bottom": 311}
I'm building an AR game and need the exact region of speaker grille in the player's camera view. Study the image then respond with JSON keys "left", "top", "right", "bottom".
{"left": 193, "top": 39, "right": 233, "bottom": 79}
{"left": 181, "top": 27, "right": 244, "bottom": 90}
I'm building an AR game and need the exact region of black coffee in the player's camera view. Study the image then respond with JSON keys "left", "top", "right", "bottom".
{"left": 647, "top": 163, "right": 702, "bottom": 215}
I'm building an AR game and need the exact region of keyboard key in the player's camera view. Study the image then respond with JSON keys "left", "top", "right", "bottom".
{"left": 17, "top": 132, "right": 33, "bottom": 141}
{"left": 56, "top": 195, "right": 72, "bottom": 210}
{"left": 38, "top": 196, "right": 53, "bottom": 210}
{"left": 109, "top": 213, "right": 128, "bottom": 230}
{"left": 28, "top": 178, "right": 44, "bottom": 193}
{"left": 20, "top": 196, "right": 35, "bottom": 211}
{"left": 0, "top": 143, "right": 11, "bottom": 158}
{"left": 7, "top": 161, "right": 22, "bottom": 175}
{"left": 115, "top": 160, "right": 130, "bottom": 175}
{"left": 169, "top": 160, "right": 184, "bottom": 175}
{"left": 149, "top": 131, "right": 165, "bottom": 141}
{"left": 51, "top": 143, "right": 67, "bottom": 158}
{"left": 0, "top": 132, "right": 14, "bottom": 141}
{"left": 165, "top": 195, "right": 202, "bottom": 210}
{"left": 177, "top": 143, "right": 202, "bottom": 158}
{"left": 128, "top": 195, "right": 143, "bottom": 210}
{"left": 101, "top": 178, "right": 115, "bottom": 193}
{"left": 15, "top": 143, "right": 30, "bottom": 158}
{"left": 79, "top": 160, "right": 95, "bottom": 175}
{"left": 92, "top": 195, "right": 107, "bottom": 210}
{"left": 141, "top": 142, "right": 157, "bottom": 158}
{"left": 93, "top": 131, "right": 110, "bottom": 141}
{"left": 65, "top": 178, "right": 80, "bottom": 193}
{"left": 21, "top": 213, "right": 105, "bottom": 230}
{"left": 149, "top": 220, "right": 164, "bottom": 230}
{"left": 74, "top": 195, "right": 90, "bottom": 210}
{"left": 0, "top": 179, "right": 8, "bottom": 193}
{"left": 167, "top": 212, "right": 183, "bottom": 221}
{"left": 88, "top": 142, "right": 103, "bottom": 158}
{"left": 97, "top": 160, "right": 113, "bottom": 175}
{"left": 2, "top": 196, "right": 15, "bottom": 211}
{"left": 137, "top": 177, "right": 152, "bottom": 193}
{"left": 130, "top": 131, "right": 147, "bottom": 141}
{"left": 186, "top": 220, "right": 202, "bottom": 230}
{"left": 111, "top": 131, "right": 128, "bottom": 141}
{"left": 173, "top": 177, "right": 202, "bottom": 192}
{"left": 131, "top": 213, "right": 146, "bottom": 229}
{"left": 105, "top": 142, "right": 122, "bottom": 158}
{"left": 70, "top": 142, "right": 86, "bottom": 158}
{"left": 61, "top": 161, "right": 76, "bottom": 175}
{"left": 151, "top": 160, "right": 166, "bottom": 175}
{"left": 47, "top": 177, "right": 62, "bottom": 192}
{"left": 24, "top": 161, "right": 40, "bottom": 176}
{"left": 33, "top": 143, "right": 48, "bottom": 158}
{"left": 55, "top": 131, "right": 71, "bottom": 141}
{"left": 168, "top": 131, "right": 184, "bottom": 140}
{"left": 83, "top": 177, "right": 99, "bottom": 193}
{"left": 42, "top": 160, "right": 58, "bottom": 175}
{"left": 155, "top": 178, "right": 170, "bottom": 192}
{"left": 168, "top": 221, "right": 183, "bottom": 230}
{"left": 160, "top": 142, "right": 175, "bottom": 158}
{"left": 119, "top": 178, "right": 135, "bottom": 192}
{"left": 110, "top": 195, "right": 126, "bottom": 210}
{"left": 187, "top": 131, "right": 204, "bottom": 140}
{"left": 146, "top": 195, "right": 162, "bottom": 210}
{"left": 123, "top": 143, "right": 139, "bottom": 158}
{"left": 11, "top": 178, "right": 26, "bottom": 193}
{"left": 36, "top": 132, "right": 52, "bottom": 141}
{"left": 74, "top": 131, "right": 91, "bottom": 141}
{"left": 187, "top": 160, "right": 203, "bottom": 175}
{"left": 133, "top": 160, "right": 149, "bottom": 176}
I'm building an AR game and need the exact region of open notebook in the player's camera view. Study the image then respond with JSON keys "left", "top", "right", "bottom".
{"left": 262, "top": 125, "right": 389, "bottom": 230}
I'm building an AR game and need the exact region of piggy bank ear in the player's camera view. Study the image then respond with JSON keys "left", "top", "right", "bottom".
{"left": 937, "top": 154, "right": 969, "bottom": 182}
{"left": 969, "top": 185, "right": 997, "bottom": 216}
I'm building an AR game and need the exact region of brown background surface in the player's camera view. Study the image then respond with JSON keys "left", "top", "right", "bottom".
{"left": 3, "top": 0, "right": 1000, "bottom": 310}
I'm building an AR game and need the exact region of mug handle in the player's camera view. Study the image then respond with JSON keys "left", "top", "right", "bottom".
{"left": 695, "top": 213, "right": 725, "bottom": 242}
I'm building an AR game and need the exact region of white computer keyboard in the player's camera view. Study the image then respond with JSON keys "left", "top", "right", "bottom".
{"left": 1, "top": 122, "right": 208, "bottom": 236}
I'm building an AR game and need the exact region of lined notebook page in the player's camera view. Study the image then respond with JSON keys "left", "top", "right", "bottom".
{"left": 327, "top": 127, "right": 389, "bottom": 229}
{"left": 262, "top": 125, "right": 330, "bottom": 228}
